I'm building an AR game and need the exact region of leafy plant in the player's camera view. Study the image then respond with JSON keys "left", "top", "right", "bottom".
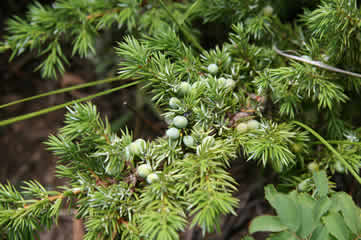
{"left": 249, "top": 171, "right": 361, "bottom": 240}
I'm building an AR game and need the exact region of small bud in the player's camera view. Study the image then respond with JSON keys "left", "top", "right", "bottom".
{"left": 291, "top": 143, "right": 302, "bottom": 153}
{"left": 263, "top": 5, "right": 274, "bottom": 16}
{"left": 217, "top": 77, "right": 236, "bottom": 90}
{"left": 207, "top": 64, "right": 218, "bottom": 74}
{"left": 183, "top": 136, "right": 195, "bottom": 147}
{"left": 202, "top": 136, "right": 215, "bottom": 146}
{"left": 321, "top": 54, "right": 329, "bottom": 62}
{"left": 191, "top": 81, "right": 206, "bottom": 95}
{"left": 173, "top": 116, "right": 188, "bottom": 129}
{"left": 297, "top": 179, "right": 309, "bottom": 192}
{"left": 236, "top": 122, "right": 248, "bottom": 133}
{"left": 247, "top": 120, "right": 260, "bottom": 130}
{"left": 169, "top": 97, "right": 181, "bottom": 109}
{"left": 217, "top": 77, "right": 227, "bottom": 86}
{"left": 164, "top": 116, "right": 173, "bottom": 125}
{"left": 124, "top": 146, "right": 131, "bottom": 160}
{"left": 192, "top": 81, "right": 206, "bottom": 89}
{"left": 301, "top": 55, "right": 312, "bottom": 61}
{"left": 137, "top": 164, "right": 152, "bottom": 178}
{"left": 225, "top": 79, "right": 236, "bottom": 89}
{"left": 166, "top": 128, "right": 180, "bottom": 140}
{"left": 307, "top": 162, "right": 319, "bottom": 172}
{"left": 335, "top": 161, "right": 345, "bottom": 173}
{"left": 178, "top": 82, "right": 192, "bottom": 96}
{"left": 128, "top": 139, "right": 146, "bottom": 156}
{"left": 146, "top": 173, "right": 160, "bottom": 184}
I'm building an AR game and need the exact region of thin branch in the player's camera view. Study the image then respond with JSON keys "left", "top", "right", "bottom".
{"left": 273, "top": 45, "right": 361, "bottom": 78}
{"left": 86, "top": 8, "right": 122, "bottom": 20}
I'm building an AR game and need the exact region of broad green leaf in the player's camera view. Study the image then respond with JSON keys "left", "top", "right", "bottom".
{"left": 334, "top": 192, "right": 361, "bottom": 235}
{"left": 313, "top": 171, "right": 328, "bottom": 198}
{"left": 272, "top": 194, "right": 300, "bottom": 232}
{"left": 324, "top": 212, "right": 354, "bottom": 240}
{"left": 310, "top": 226, "right": 329, "bottom": 240}
{"left": 264, "top": 185, "right": 301, "bottom": 232}
{"left": 329, "top": 194, "right": 343, "bottom": 213}
{"left": 313, "top": 196, "right": 332, "bottom": 222}
{"left": 296, "top": 194, "right": 316, "bottom": 238}
{"left": 268, "top": 231, "right": 298, "bottom": 240}
{"left": 249, "top": 215, "right": 288, "bottom": 234}
{"left": 264, "top": 185, "right": 278, "bottom": 207}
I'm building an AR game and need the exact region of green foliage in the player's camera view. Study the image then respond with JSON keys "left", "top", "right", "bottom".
{"left": 250, "top": 171, "right": 361, "bottom": 240}
{"left": 2, "top": 0, "right": 192, "bottom": 78}
{"left": 239, "top": 121, "right": 309, "bottom": 172}
{"left": 1, "top": 102, "right": 240, "bottom": 239}
{"left": 1, "top": 0, "right": 361, "bottom": 239}
{"left": 302, "top": 0, "right": 361, "bottom": 65}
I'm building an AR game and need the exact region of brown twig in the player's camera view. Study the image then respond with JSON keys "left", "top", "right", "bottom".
{"left": 86, "top": 9, "right": 122, "bottom": 20}
{"left": 89, "top": 169, "right": 111, "bottom": 187}
{"left": 23, "top": 189, "right": 81, "bottom": 209}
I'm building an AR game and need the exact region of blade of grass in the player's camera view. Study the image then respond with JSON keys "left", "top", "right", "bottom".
{"left": 311, "top": 140, "right": 361, "bottom": 146}
{"left": 293, "top": 120, "right": 361, "bottom": 185}
{"left": 0, "top": 80, "right": 141, "bottom": 127}
{"left": 0, "top": 75, "right": 123, "bottom": 109}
